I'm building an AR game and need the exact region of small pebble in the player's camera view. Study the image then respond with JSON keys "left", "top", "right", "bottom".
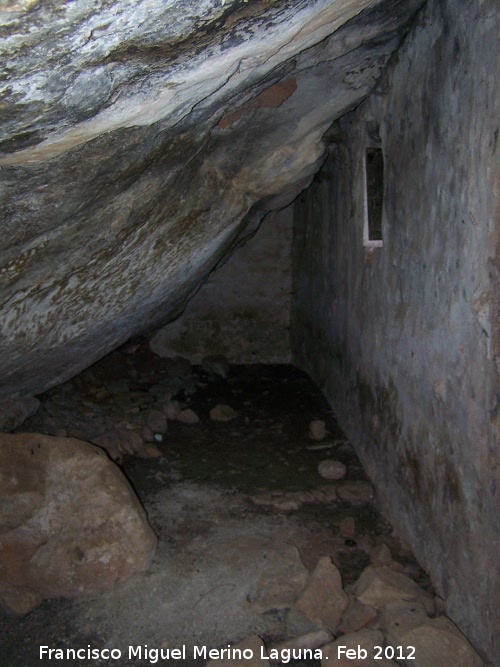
{"left": 210, "top": 404, "right": 237, "bottom": 422}
{"left": 136, "top": 444, "right": 162, "bottom": 459}
{"left": 176, "top": 409, "right": 199, "bottom": 424}
{"left": 309, "top": 419, "right": 328, "bottom": 441}
{"left": 318, "top": 459, "right": 347, "bottom": 480}
{"left": 337, "top": 481, "right": 375, "bottom": 503}
{"left": 164, "top": 400, "right": 181, "bottom": 420}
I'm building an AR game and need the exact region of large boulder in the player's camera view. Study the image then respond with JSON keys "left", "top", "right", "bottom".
{"left": 0, "top": 433, "right": 157, "bottom": 613}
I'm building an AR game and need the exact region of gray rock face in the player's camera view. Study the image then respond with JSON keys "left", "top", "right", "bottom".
{"left": 0, "top": 397, "right": 40, "bottom": 431}
{"left": 0, "top": 0, "right": 424, "bottom": 400}
{"left": 0, "top": 432, "right": 157, "bottom": 609}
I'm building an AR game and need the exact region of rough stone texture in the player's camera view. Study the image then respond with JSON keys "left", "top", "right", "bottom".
{"left": 338, "top": 595, "right": 378, "bottom": 634}
{"left": 311, "top": 485, "right": 337, "bottom": 503}
{"left": 337, "top": 480, "right": 374, "bottom": 503}
{"left": 309, "top": 419, "right": 328, "bottom": 441}
{"left": 92, "top": 425, "right": 159, "bottom": 461}
{"left": 247, "top": 548, "right": 308, "bottom": 613}
{"left": 291, "top": 0, "right": 499, "bottom": 660}
{"left": 317, "top": 459, "right": 346, "bottom": 480}
{"left": 0, "top": 0, "right": 425, "bottom": 402}
{"left": 352, "top": 566, "right": 435, "bottom": 615}
{"left": 379, "top": 599, "right": 429, "bottom": 635}
{"left": 0, "top": 433, "right": 157, "bottom": 604}
{"left": 0, "top": 581, "right": 42, "bottom": 616}
{"left": 210, "top": 404, "right": 238, "bottom": 422}
{"left": 382, "top": 601, "right": 483, "bottom": 667}
{"left": 370, "top": 542, "right": 393, "bottom": 567}
{"left": 245, "top": 539, "right": 308, "bottom": 614}
{"left": 292, "top": 556, "right": 349, "bottom": 632}
{"left": 0, "top": 397, "right": 40, "bottom": 431}
{"left": 286, "top": 607, "right": 325, "bottom": 637}
{"left": 338, "top": 516, "right": 356, "bottom": 536}
{"left": 150, "top": 208, "right": 294, "bottom": 363}
{"left": 145, "top": 409, "right": 168, "bottom": 433}
{"left": 164, "top": 400, "right": 181, "bottom": 420}
{"left": 176, "top": 408, "right": 200, "bottom": 424}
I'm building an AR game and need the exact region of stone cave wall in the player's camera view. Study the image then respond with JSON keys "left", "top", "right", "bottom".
{"left": 291, "top": 0, "right": 499, "bottom": 661}
{"left": 149, "top": 207, "right": 293, "bottom": 363}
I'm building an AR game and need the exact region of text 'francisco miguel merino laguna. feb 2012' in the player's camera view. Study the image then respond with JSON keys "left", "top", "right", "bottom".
{"left": 39, "top": 643, "right": 417, "bottom": 663}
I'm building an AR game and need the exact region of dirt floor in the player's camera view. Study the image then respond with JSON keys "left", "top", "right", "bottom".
{"left": 1, "top": 347, "right": 433, "bottom": 667}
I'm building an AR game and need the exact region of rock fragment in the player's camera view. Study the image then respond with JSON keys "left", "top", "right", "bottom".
{"left": 318, "top": 459, "right": 346, "bottom": 480}
{"left": 337, "top": 480, "right": 375, "bottom": 503}
{"left": 310, "top": 485, "right": 337, "bottom": 502}
{"left": 0, "top": 581, "right": 42, "bottom": 616}
{"left": 271, "top": 496, "right": 303, "bottom": 512}
{"left": 382, "top": 600, "right": 483, "bottom": 667}
{"left": 176, "top": 409, "right": 200, "bottom": 424}
{"left": 247, "top": 543, "right": 308, "bottom": 614}
{"left": 339, "top": 516, "right": 356, "bottom": 536}
{"left": 338, "top": 595, "right": 378, "bottom": 634}
{"left": 164, "top": 400, "right": 181, "bottom": 420}
{"left": 136, "top": 444, "right": 163, "bottom": 458}
{"left": 210, "top": 404, "right": 237, "bottom": 422}
{"left": 370, "top": 542, "right": 393, "bottom": 566}
{"left": 309, "top": 420, "right": 328, "bottom": 441}
{"left": 146, "top": 409, "right": 167, "bottom": 433}
{"left": 249, "top": 572, "right": 308, "bottom": 614}
{"left": 0, "top": 433, "right": 157, "bottom": 610}
{"left": 352, "top": 565, "right": 435, "bottom": 615}
{"left": 116, "top": 427, "right": 144, "bottom": 456}
{"left": 286, "top": 607, "right": 325, "bottom": 637}
{"left": 379, "top": 599, "right": 429, "bottom": 635}
{"left": 250, "top": 488, "right": 327, "bottom": 511}
{"left": 293, "top": 556, "right": 349, "bottom": 633}
{"left": 148, "top": 384, "right": 176, "bottom": 401}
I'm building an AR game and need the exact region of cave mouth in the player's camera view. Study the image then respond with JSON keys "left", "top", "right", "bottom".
{"left": 1, "top": 343, "right": 433, "bottom": 667}
{"left": 0, "top": 0, "right": 496, "bottom": 662}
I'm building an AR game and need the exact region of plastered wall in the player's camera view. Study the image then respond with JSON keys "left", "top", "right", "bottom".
{"left": 149, "top": 208, "right": 293, "bottom": 363}
{"left": 292, "top": 0, "right": 499, "bottom": 660}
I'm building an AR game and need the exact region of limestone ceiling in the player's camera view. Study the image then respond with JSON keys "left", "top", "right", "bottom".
{"left": 0, "top": 0, "right": 424, "bottom": 398}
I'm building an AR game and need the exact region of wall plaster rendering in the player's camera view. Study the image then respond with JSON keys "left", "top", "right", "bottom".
{"left": 292, "top": 0, "right": 499, "bottom": 661}
{"left": 149, "top": 207, "right": 293, "bottom": 364}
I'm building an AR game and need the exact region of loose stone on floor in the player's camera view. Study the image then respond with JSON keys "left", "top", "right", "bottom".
{"left": 0, "top": 348, "right": 484, "bottom": 666}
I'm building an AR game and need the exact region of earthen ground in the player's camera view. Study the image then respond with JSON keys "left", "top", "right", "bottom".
{"left": 1, "top": 349, "right": 433, "bottom": 667}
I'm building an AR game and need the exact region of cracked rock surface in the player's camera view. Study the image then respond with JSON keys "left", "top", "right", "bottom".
{"left": 0, "top": 0, "right": 424, "bottom": 401}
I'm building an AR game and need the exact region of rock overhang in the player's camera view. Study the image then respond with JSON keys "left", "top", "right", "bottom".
{"left": 0, "top": 0, "right": 425, "bottom": 400}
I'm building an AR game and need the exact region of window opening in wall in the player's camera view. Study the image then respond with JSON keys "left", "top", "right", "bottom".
{"left": 363, "top": 147, "right": 384, "bottom": 248}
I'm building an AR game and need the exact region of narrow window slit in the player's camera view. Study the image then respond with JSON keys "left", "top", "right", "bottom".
{"left": 363, "top": 147, "right": 384, "bottom": 247}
